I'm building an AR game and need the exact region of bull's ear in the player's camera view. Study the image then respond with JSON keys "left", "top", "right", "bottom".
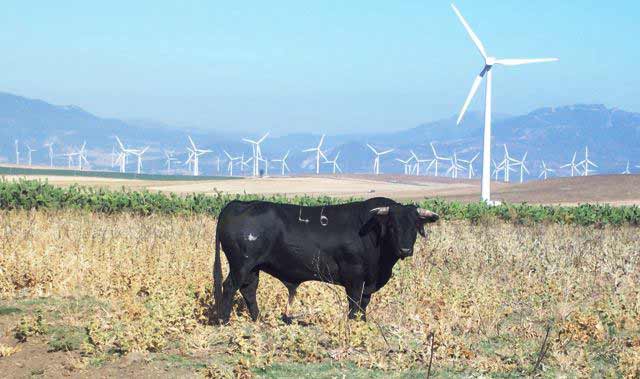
{"left": 417, "top": 222, "right": 427, "bottom": 238}
{"left": 359, "top": 207, "right": 389, "bottom": 238}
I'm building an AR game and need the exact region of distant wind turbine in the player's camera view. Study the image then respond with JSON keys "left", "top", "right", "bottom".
{"left": 367, "top": 144, "right": 394, "bottom": 175}
{"left": 272, "top": 151, "right": 291, "bottom": 176}
{"left": 539, "top": 161, "right": 555, "bottom": 180}
{"left": 302, "top": 135, "right": 327, "bottom": 175}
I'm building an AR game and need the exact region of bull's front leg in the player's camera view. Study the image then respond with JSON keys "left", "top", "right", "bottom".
{"left": 345, "top": 283, "right": 371, "bottom": 321}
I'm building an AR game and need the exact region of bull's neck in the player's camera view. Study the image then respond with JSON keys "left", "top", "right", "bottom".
{"left": 375, "top": 238, "right": 400, "bottom": 290}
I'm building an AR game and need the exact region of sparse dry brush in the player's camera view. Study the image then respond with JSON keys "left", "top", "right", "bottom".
{"left": 1, "top": 209, "right": 639, "bottom": 376}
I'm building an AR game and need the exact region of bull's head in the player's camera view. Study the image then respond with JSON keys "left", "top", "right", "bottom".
{"left": 361, "top": 204, "right": 439, "bottom": 259}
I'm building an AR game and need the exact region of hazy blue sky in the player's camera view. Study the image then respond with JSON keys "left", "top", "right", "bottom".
{"left": 1, "top": 1, "right": 638, "bottom": 134}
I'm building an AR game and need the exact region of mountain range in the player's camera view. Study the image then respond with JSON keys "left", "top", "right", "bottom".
{"left": 1, "top": 91, "right": 639, "bottom": 178}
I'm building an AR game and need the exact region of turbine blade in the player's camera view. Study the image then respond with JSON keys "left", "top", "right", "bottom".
{"left": 456, "top": 74, "right": 483, "bottom": 125}
{"left": 188, "top": 136, "right": 197, "bottom": 150}
{"left": 451, "top": 4, "right": 487, "bottom": 59}
{"left": 367, "top": 144, "right": 378, "bottom": 154}
{"left": 494, "top": 58, "right": 559, "bottom": 66}
{"left": 317, "top": 134, "right": 325, "bottom": 148}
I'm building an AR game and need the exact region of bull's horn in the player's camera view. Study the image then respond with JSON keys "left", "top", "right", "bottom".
{"left": 370, "top": 207, "right": 389, "bottom": 215}
{"left": 417, "top": 208, "right": 439, "bottom": 221}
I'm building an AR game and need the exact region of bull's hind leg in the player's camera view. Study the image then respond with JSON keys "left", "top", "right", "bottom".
{"left": 220, "top": 267, "right": 251, "bottom": 324}
{"left": 240, "top": 271, "right": 260, "bottom": 321}
{"left": 281, "top": 281, "right": 300, "bottom": 324}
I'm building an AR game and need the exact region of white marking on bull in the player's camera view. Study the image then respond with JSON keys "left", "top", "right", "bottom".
{"left": 247, "top": 233, "right": 258, "bottom": 241}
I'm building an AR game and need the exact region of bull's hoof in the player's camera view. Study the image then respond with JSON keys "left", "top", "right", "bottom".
{"left": 281, "top": 314, "right": 294, "bottom": 325}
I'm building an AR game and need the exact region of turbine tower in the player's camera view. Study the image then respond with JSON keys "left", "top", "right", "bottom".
{"left": 187, "top": 136, "right": 212, "bottom": 176}
{"left": 272, "top": 151, "right": 291, "bottom": 176}
{"left": 242, "top": 133, "right": 269, "bottom": 176}
{"left": 77, "top": 142, "right": 89, "bottom": 171}
{"left": 622, "top": 161, "right": 631, "bottom": 175}
{"left": 302, "top": 135, "right": 327, "bottom": 175}
{"left": 367, "top": 144, "right": 394, "bottom": 175}
{"left": 452, "top": 3, "right": 558, "bottom": 203}
{"left": 14, "top": 140, "right": 19, "bottom": 165}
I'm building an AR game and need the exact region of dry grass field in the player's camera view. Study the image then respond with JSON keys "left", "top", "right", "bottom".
{"left": 1, "top": 210, "right": 639, "bottom": 377}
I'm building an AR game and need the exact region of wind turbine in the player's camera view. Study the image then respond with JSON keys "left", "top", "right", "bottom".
{"left": 445, "top": 152, "right": 466, "bottom": 179}
{"left": 459, "top": 153, "right": 479, "bottom": 178}
{"left": 223, "top": 150, "right": 241, "bottom": 176}
{"left": 367, "top": 144, "right": 394, "bottom": 175}
{"left": 323, "top": 151, "right": 342, "bottom": 174}
{"left": 410, "top": 150, "right": 434, "bottom": 176}
{"left": 242, "top": 133, "right": 269, "bottom": 176}
{"left": 303, "top": 135, "right": 327, "bottom": 175}
{"left": 25, "top": 144, "right": 37, "bottom": 166}
{"left": 539, "top": 161, "right": 555, "bottom": 180}
{"left": 495, "top": 145, "right": 517, "bottom": 183}
{"left": 63, "top": 151, "right": 77, "bottom": 169}
{"left": 272, "top": 151, "right": 291, "bottom": 176}
{"left": 240, "top": 153, "right": 253, "bottom": 176}
{"left": 44, "top": 142, "right": 54, "bottom": 167}
{"left": 164, "top": 150, "right": 179, "bottom": 173}
{"left": 452, "top": 3, "right": 558, "bottom": 203}
{"left": 77, "top": 142, "right": 90, "bottom": 171}
{"left": 14, "top": 140, "right": 19, "bottom": 165}
{"left": 622, "top": 161, "right": 631, "bottom": 175}
{"left": 430, "top": 143, "right": 451, "bottom": 177}
{"left": 560, "top": 152, "right": 582, "bottom": 177}
{"left": 115, "top": 136, "right": 132, "bottom": 173}
{"left": 187, "top": 136, "right": 212, "bottom": 176}
{"left": 512, "top": 151, "right": 529, "bottom": 183}
{"left": 396, "top": 156, "right": 414, "bottom": 175}
{"left": 578, "top": 146, "right": 597, "bottom": 176}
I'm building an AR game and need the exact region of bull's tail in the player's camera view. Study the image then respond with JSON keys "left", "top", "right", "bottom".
{"left": 213, "top": 228, "right": 223, "bottom": 324}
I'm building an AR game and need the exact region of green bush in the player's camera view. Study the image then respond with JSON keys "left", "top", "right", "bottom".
{"left": 1, "top": 179, "right": 639, "bottom": 226}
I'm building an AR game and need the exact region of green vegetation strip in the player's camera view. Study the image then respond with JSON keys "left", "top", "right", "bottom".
{"left": 1, "top": 179, "right": 639, "bottom": 226}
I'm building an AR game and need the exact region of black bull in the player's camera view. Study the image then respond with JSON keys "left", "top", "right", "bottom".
{"left": 213, "top": 197, "right": 439, "bottom": 323}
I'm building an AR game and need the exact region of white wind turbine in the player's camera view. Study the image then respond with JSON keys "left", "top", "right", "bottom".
{"left": 495, "top": 145, "right": 517, "bottom": 183}
{"left": 323, "top": 151, "right": 342, "bottom": 174}
{"left": 459, "top": 153, "right": 479, "bottom": 178}
{"left": 272, "top": 151, "right": 291, "bottom": 176}
{"left": 77, "top": 142, "right": 90, "bottom": 171}
{"left": 115, "top": 136, "right": 132, "bottom": 173}
{"left": 63, "top": 151, "right": 77, "bottom": 169}
{"left": 367, "top": 144, "right": 394, "bottom": 175}
{"left": 187, "top": 136, "right": 212, "bottom": 176}
{"left": 242, "top": 133, "right": 269, "bottom": 177}
{"left": 25, "top": 144, "right": 37, "bottom": 166}
{"left": 410, "top": 150, "right": 434, "bottom": 176}
{"left": 512, "top": 151, "right": 530, "bottom": 183}
{"left": 303, "top": 135, "right": 327, "bottom": 175}
{"left": 452, "top": 3, "right": 558, "bottom": 203}
{"left": 539, "top": 161, "right": 555, "bottom": 180}
{"left": 578, "top": 146, "right": 597, "bottom": 176}
{"left": 44, "top": 142, "right": 54, "bottom": 167}
{"left": 164, "top": 150, "right": 179, "bottom": 173}
{"left": 445, "top": 152, "right": 466, "bottom": 179}
{"left": 223, "top": 150, "right": 241, "bottom": 176}
{"left": 240, "top": 153, "right": 253, "bottom": 176}
{"left": 396, "top": 156, "right": 414, "bottom": 175}
{"left": 622, "top": 161, "right": 631, "bottom": 175}
{"left": 560, "top": 152, "right": 582, "bottom": 177}
{"left": 430, "top": 142, "right": 451, "bottom": 177}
